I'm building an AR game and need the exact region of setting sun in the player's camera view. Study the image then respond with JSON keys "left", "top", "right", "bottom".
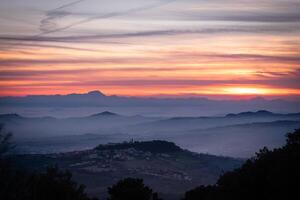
{"left": 224, "top": 87, "right": 269, "bottom": 95}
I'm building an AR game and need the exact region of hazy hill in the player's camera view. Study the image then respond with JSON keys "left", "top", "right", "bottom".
{"left": 0, "top": 112, "right": 160, "bottom": 139}
{"left": 167, "top": 120, "right": 300, "bottom": 157}
{"left": 124, "top": 110, "right": 300, "bottom": 134}
{"left": 1, "top": 111, "right": 300, "bottom": 157}
{"left": 1, "top": 110, "right": 299, "bottom": 140}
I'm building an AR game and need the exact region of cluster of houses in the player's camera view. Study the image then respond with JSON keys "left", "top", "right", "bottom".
{"left": 54, "top": 147, "right": 192, "bottom": 181}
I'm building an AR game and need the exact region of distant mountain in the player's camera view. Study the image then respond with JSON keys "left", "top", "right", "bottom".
{"left": 0, "top": 113, "right": 22, "bottom": 119}
{"left": 128, "top": 110, "right": 300, "bottom": 133}
{"left": 2, "top": 110, "right": 300, "bottom": 157}
{"left": 225, "top": 110, "right": 300, "bottom": 117}
{"left": 86, "top": 90, "right": 105, "bottom": 96}
{"left": 0, "top": 112, "right": 161, "bottom": 139}
{"left": 1, "top": 91, "right": 300, "bottom": 117}
{"left": 13, "top": 140, "right": 243, "bottom": 199}
{"left": 89, "top": 111, "right": 119, "bottom": 117}
{"left": 2, "top": 110, "right": 299, "bottom": 140}
{"left": 226, "top": 110, "right": 274, "bottom": 117}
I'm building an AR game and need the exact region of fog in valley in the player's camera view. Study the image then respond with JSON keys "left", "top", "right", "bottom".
{"left": 1, "top": 92, "right": 300, "bottom": 158}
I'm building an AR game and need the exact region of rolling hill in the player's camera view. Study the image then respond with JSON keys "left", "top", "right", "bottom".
{"left": 12, "top": 140, "right": 243, "bottom": 200}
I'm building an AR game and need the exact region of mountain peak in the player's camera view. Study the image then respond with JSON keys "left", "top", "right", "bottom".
{"left": 256, "top": 110, "right": 273, "bottom": 114}
{"left": 226, "top": 110, "right": 274, "bottom": 117}
{"left": 87, "top": 90, "right": 105, "bottom": 96}
{"left": 0, "top": 113, "right": 22, "bottom": 119}
{"left": 250, "top": 96, "right": 266, "bottom": 101}
{"left": 90, "top": 111, "right": 118, "bottom": 117}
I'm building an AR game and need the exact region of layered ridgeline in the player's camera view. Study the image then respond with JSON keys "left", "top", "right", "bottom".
{"left": 12, "top": 140, "right": 243, "bottom": 200}
{"left": 1, "top": 91, "right": 300, "bottom": 117}
{"left": 1, "top": 110, "right": 300, "bottom": 157}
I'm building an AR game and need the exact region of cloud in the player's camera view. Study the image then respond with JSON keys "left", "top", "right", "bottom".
{"left": 0, "top": 41, "right": 120, "bottom": 53}
{"left": 38, "top": 0, "right": 177, "bottom": 35}
{"left": 39, "top": 0, "right": 88, "bottom": 33}
{"left": 176, "top": 10, "right": 300, "bottom": 23}
{"left": 1, "top": 75, "right": 299, "bottom": 90}
{"left": 0, "top": 52, "right": 300, "bottom": 68}
{"left": 1, "top": 51, "right": 300, "bottom": 68}
{"left": 1, "top": 24, "right": 299, "bottom": 45}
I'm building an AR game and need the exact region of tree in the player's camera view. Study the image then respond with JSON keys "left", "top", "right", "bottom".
{"left": 183, "top": 129, "right": 300, "bottom": 200}
{"left": 0, "top": 124, "right": 97, "bottom": 200}
{"left": 286, "top": 128, "right": 300, "bottom": 145}
{"left": 0, "top": 165, "right": 97, "bottom": 200}
{"left": 183, "top": 185, "right": 216, "bottom": 200}
{"left": 107, "top": 178, "right": 160, "bottom": 200}
{"left": 0, "top": 124, "right": 13, "bottom": 157}
{"left": 29, "top": 166, "right": 96, "bottom": 200}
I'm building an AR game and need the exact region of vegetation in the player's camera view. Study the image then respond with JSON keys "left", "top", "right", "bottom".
{"left": 0, "top": 125, "right": 96, "bottom": 200}
{"left": 0, "top": 124, "right": 13, "bottom": 157}
{"left": 0, "top": 165, "right": 97, "bottom": 200}
{"left": 108, "top": 178, "right": 161, "bottom": 200}
{"left": 95, "top": 140, "right": 182, "bottom": 154}
{"left": 182, "top": 129, "right": 300, "bottom": 200}
{"left": 1, "top": 127, "right": 300, "bottom": 200}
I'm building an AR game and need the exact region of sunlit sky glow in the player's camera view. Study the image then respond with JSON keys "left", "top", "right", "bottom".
{"left": 0, "top": 0, "right": 300, "bottom": 98}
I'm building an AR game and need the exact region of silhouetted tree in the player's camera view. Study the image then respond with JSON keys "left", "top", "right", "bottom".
{"left": 183, "top": 185, "right": 216, "bottom": 200}
{"left": 183, "top": 129, "right": 300, "bottom": 200}
{"left": 107, "top": 178, "right": 161, "bottom": 200}
{"left": 0, "top": 124, "right": 13, "bottom": 157}
{"left": 0, "top": 124, "right": 97, "bottom": 200}
{"left": 0, "top": 165, "right": 97, "bottom": 200}
{"left": 286, "top": 129, "right": 300, "bottom": 145}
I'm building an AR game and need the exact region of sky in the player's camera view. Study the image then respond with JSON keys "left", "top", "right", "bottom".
{"left": 0, "top": 0, "right": 300, "bottom": 99}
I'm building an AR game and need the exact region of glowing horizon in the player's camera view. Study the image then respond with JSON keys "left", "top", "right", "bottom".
{"left": 0, "top": 0, "right": 300, "bottom": 99}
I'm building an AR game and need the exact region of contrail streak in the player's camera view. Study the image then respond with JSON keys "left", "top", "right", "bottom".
{"left": 38, "top": 0, "right": 177, "bottom": 35}
{"left": 53, "top": 0, "right": 87, "bottom": 11}
{"left": 39, "top": 0, "right": 88, "bottom": 33}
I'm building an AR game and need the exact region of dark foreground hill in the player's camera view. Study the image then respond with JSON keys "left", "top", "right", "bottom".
{"left": 12, "top": 140, "right": 243, "bottom": 200}
{"left": 2, "top": 130, "right": 299, "bottom": 200}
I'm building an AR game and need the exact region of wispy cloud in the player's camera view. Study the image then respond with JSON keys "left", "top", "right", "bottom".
{"left": 1, "top": 25, "right": 299, "bottom": 44}
{"left": 38, "top": 0, "right": 177, "bottom": 35}
{"left": 1, "top": 71, "right": 299, "bottom": 90}
{"left": 39, "top": 0, "right": 88, "bottom": 33}
{"left": 1, "top": 52, "right": 300, "bottom": 68}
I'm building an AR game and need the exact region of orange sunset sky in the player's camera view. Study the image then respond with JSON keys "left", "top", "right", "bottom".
{"left": 0, "top": 0, "right": 300, "bottom": 98}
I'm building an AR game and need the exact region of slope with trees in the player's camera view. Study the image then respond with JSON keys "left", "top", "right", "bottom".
{"left": 183, "top": 129, "right": 300, "bottom": 200}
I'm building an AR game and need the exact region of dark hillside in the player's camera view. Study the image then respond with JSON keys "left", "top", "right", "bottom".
{"left": 95, "top": 140, "right": 182, "bottom": 154}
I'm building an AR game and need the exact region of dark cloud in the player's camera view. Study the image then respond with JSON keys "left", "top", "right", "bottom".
{"left": 1, "top": 25, "right": 299, "bottom": 45}
{"left": 0, "top": 57, "right": 162, "bottom": 67}
{"left": 0, "top": 41, "right": 101, "bottom": 52}
{"left": 1, "top": 52, "right": 300, "bottom": 67}
{"left": 1, "top": 75, "right": 299, "bottom": 90}
{"left": 177, "top": 10, "right": 300, "bottom": 23}
{"left": 0, "top": 67, "right": 299, "bottom": 91}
